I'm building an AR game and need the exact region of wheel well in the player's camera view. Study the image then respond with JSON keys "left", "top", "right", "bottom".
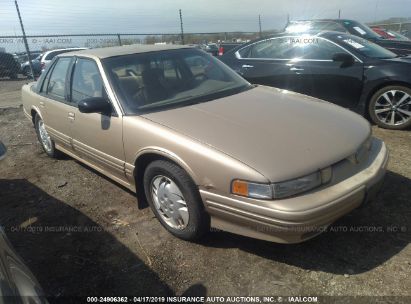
{"left": 134, "top": 153, "right": 185, "bottom": 208}
{"left": 30, "top": 109, "right": 38, "bottom": 125}
{"left": 365, "top": 81, "right": 411, "bottom": 119}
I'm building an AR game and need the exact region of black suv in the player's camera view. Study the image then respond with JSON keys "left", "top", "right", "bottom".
{"left": 0, "top": 52, "right": 20, "bottom": 79}
{"left": 285, "top": 19, "right": 411, "bottom": 56}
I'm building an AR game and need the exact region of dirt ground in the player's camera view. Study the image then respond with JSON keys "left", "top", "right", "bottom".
{"left": 0, "top": 93, "right": 410, "bottom": 301}
{"left": 0, "top": 77, "right": 29, "bottom": 108}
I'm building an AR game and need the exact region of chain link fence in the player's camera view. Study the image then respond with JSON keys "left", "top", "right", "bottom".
{"left": 0, "top": 31, "right": 263, "bottom": 80}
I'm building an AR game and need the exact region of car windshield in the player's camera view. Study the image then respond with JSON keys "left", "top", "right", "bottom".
{"left": 341, "top": 20, "right": 382, "bottom": 39}
{"left": 335, "top": 34, "right": 397, "bottom": 59}
{"left": 103, "top": 48, "right": 251, "bottom": 114}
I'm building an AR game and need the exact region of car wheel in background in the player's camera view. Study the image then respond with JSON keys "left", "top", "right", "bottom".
{"left": 34, "top": 114, "right": 61, "bottom": 158}
{"left": 143, "top": 160, "right": 210, "bottom": 241}
{"left": 22, "top": 66, "right": 32, "bottom": 77}
{"left": 369, "top": 85, "right": 411, "bottom": 130}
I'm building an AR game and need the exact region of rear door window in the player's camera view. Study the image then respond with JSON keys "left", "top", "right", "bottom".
{"left": 46, "top": 57, "right": 71, "bottom": 100}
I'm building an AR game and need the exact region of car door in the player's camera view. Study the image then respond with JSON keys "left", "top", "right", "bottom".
{"left": 293, "top": 36, "right": 364, "bottom": 109}
{"left": 233, "top": 36, "right": 311, "bottom": 94}
{"left": 69, "top": 57, "right": 126, "bottom": 182}
{"left": 38, "top": 56, "right": 75, "bottom": 152}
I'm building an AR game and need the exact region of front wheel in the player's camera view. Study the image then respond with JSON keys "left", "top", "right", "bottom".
{"left": 368, "top": 85, "right": 411, "bottom": 130}
{"left": 143, "top": 160, "right": 210, "bottom": 241}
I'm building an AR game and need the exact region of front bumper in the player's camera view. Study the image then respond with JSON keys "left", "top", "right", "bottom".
{"left": 200, "top": 138, "right": 389, "bottom": 243}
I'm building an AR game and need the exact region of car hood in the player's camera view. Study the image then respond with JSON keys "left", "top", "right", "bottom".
{"left": 142, "top": 86, "right": 371, "bottom": 182}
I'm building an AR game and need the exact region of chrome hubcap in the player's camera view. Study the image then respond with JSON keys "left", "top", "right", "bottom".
{"left": 150, "top": 175, "right": 189, "bottom": 230}
{"left": 374, "top": 90, "right": 411, "bottom": 126}
{"left": 38, "top": 120, "right": 52, "bottom": 153}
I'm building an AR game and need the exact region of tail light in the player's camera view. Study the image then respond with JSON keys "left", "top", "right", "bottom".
{"left": 218, "top": 47, "right": 224, "bottom": 56}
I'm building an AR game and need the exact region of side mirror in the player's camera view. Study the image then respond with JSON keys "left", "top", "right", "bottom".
{"left": 78, "top": 97, "right": 112, "bottom": 114}
{"left": 332, "top": 53, "right": 355, "bottom": 67}
{"left": 0, "top": 141, "right": 7, "bottom": 161}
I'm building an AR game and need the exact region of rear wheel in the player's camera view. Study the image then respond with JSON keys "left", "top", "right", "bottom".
{"left": 369, "top": 85, "right": 411, "bottom": 130}
{"left": 34, "top": 114, "right": 61, "bottom": 158}
{"left": 143, "top": 160, "right": 209, "bottom": 241}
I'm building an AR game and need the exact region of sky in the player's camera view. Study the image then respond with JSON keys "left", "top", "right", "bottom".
{"left": 0, "top": 0, "right": 410, "bottom": 35}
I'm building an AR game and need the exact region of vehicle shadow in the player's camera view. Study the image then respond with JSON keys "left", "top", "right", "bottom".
{"left": 0, "top": 178, "right": 172, "bottom": 297}
{"left": 200, "top": 170, "right": 410, "bottom": 275}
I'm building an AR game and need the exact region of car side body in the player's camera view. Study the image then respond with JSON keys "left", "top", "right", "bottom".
{"left": 22, "top": 45, "right": 388, "bottom": 243}
{"left": 220, "top": 31, "right": 411, "bottom": 129}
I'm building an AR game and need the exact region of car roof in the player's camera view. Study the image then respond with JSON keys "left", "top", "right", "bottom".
{"left": 64, "top": 44, "right": 192, "bottom": 59}
{"left": 257, "top": 31, "right": 343, "bottom": 39}
{"left": 289, "top": 19, "right": 354, "bottom": 23}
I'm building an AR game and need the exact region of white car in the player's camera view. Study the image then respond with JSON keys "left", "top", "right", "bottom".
{"left": 40, "top": 48, "right": 87, "bottom": 72}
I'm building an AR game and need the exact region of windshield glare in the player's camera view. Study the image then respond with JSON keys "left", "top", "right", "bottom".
{"left": 103, "top": 48, "right": 250, "bottom": 114}
{"left": 336, "top": 34, "right": 397, "bottom": 59}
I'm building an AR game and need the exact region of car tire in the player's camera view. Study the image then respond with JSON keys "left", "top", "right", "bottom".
{"left": 143, "top": 160, "right": 210, "bottom": 241}
{"left": 34, "top": 114, "right": 61, "bottom": 158}
{"left": 22, "top": 67, "right": 32, "bottom": 78}
{"left": 369, "top": 85, "right": 411, "bottom": 130}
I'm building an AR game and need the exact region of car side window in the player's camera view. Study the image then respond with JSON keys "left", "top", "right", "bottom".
{"left": 241, "top": 37, "right": 303, "bottom": 59}
{"left": 46, "top": 57, "right": 71, "bottom": 100}
{"left": 71, "top": 58, "right": 104, "bottom": 104}
{"left": 301, "top": 38, "right": 348, "bottom": 60}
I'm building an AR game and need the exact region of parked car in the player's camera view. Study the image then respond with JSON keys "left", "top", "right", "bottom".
{"left": 0, "top": 141, "right": 48, "bottom": 303}
{"left": 40, "top": 48, "right": 86, "bottom": 73}
{"left": 199, "top": 43, "right": 219, "bottom": 56}
{"left": 0, "top": 52, "right": 20, "bottom": 79}
{"left": 370, "top": 26, "right": 410, "bottom": 41}
{"left": 16, "top": 51, "right": 42, "bottom": 64}
{"left": 218, "top": 42, "right": 244, "bottom": 56}
{"left": 285, "top": 19, "right": 411, "bottom": 56}
{"left": 22, "top": 45, "right": 388, "bottom": 243}
{"left": 21, "top": 53, "right": 43, "bottom": 77}
{"left": 221, "top": 31, "right": 411, "bottom": 130}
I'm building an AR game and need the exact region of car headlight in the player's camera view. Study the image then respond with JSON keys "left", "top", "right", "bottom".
{"left": 231, "top": 167, "right": 332, "bottom": 200}
{"left": 272, "top": 171, "right": 322, "bottom": 199}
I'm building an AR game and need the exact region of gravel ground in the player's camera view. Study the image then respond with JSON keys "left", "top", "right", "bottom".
{"left": 0, "top": 104, "right": 410, "bottom": 302}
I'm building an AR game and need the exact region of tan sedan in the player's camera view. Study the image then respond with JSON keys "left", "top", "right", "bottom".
{"left": 22, "top": 45, "right": 388, "bottom": 243}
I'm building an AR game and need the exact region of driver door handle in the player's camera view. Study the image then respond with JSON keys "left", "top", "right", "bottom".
{"left": 242, "top": 64, "right": 254, "bottom": 69}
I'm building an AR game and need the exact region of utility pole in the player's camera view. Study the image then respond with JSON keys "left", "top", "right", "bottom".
{"left": 338, "top": 9, "right": 341, "bottom": 19}
{"left": 179, "top": 9, "right": 185, "bottom": 45}
{"left": 258, "top": 15, "right": 262, "bottom": 38}
{"left": 14, "top": 0, "right": 34, "bottom": 79}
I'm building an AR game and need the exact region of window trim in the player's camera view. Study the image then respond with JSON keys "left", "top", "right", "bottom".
{"left": 235, "top": 36, "right": 363, "bottom": 63}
